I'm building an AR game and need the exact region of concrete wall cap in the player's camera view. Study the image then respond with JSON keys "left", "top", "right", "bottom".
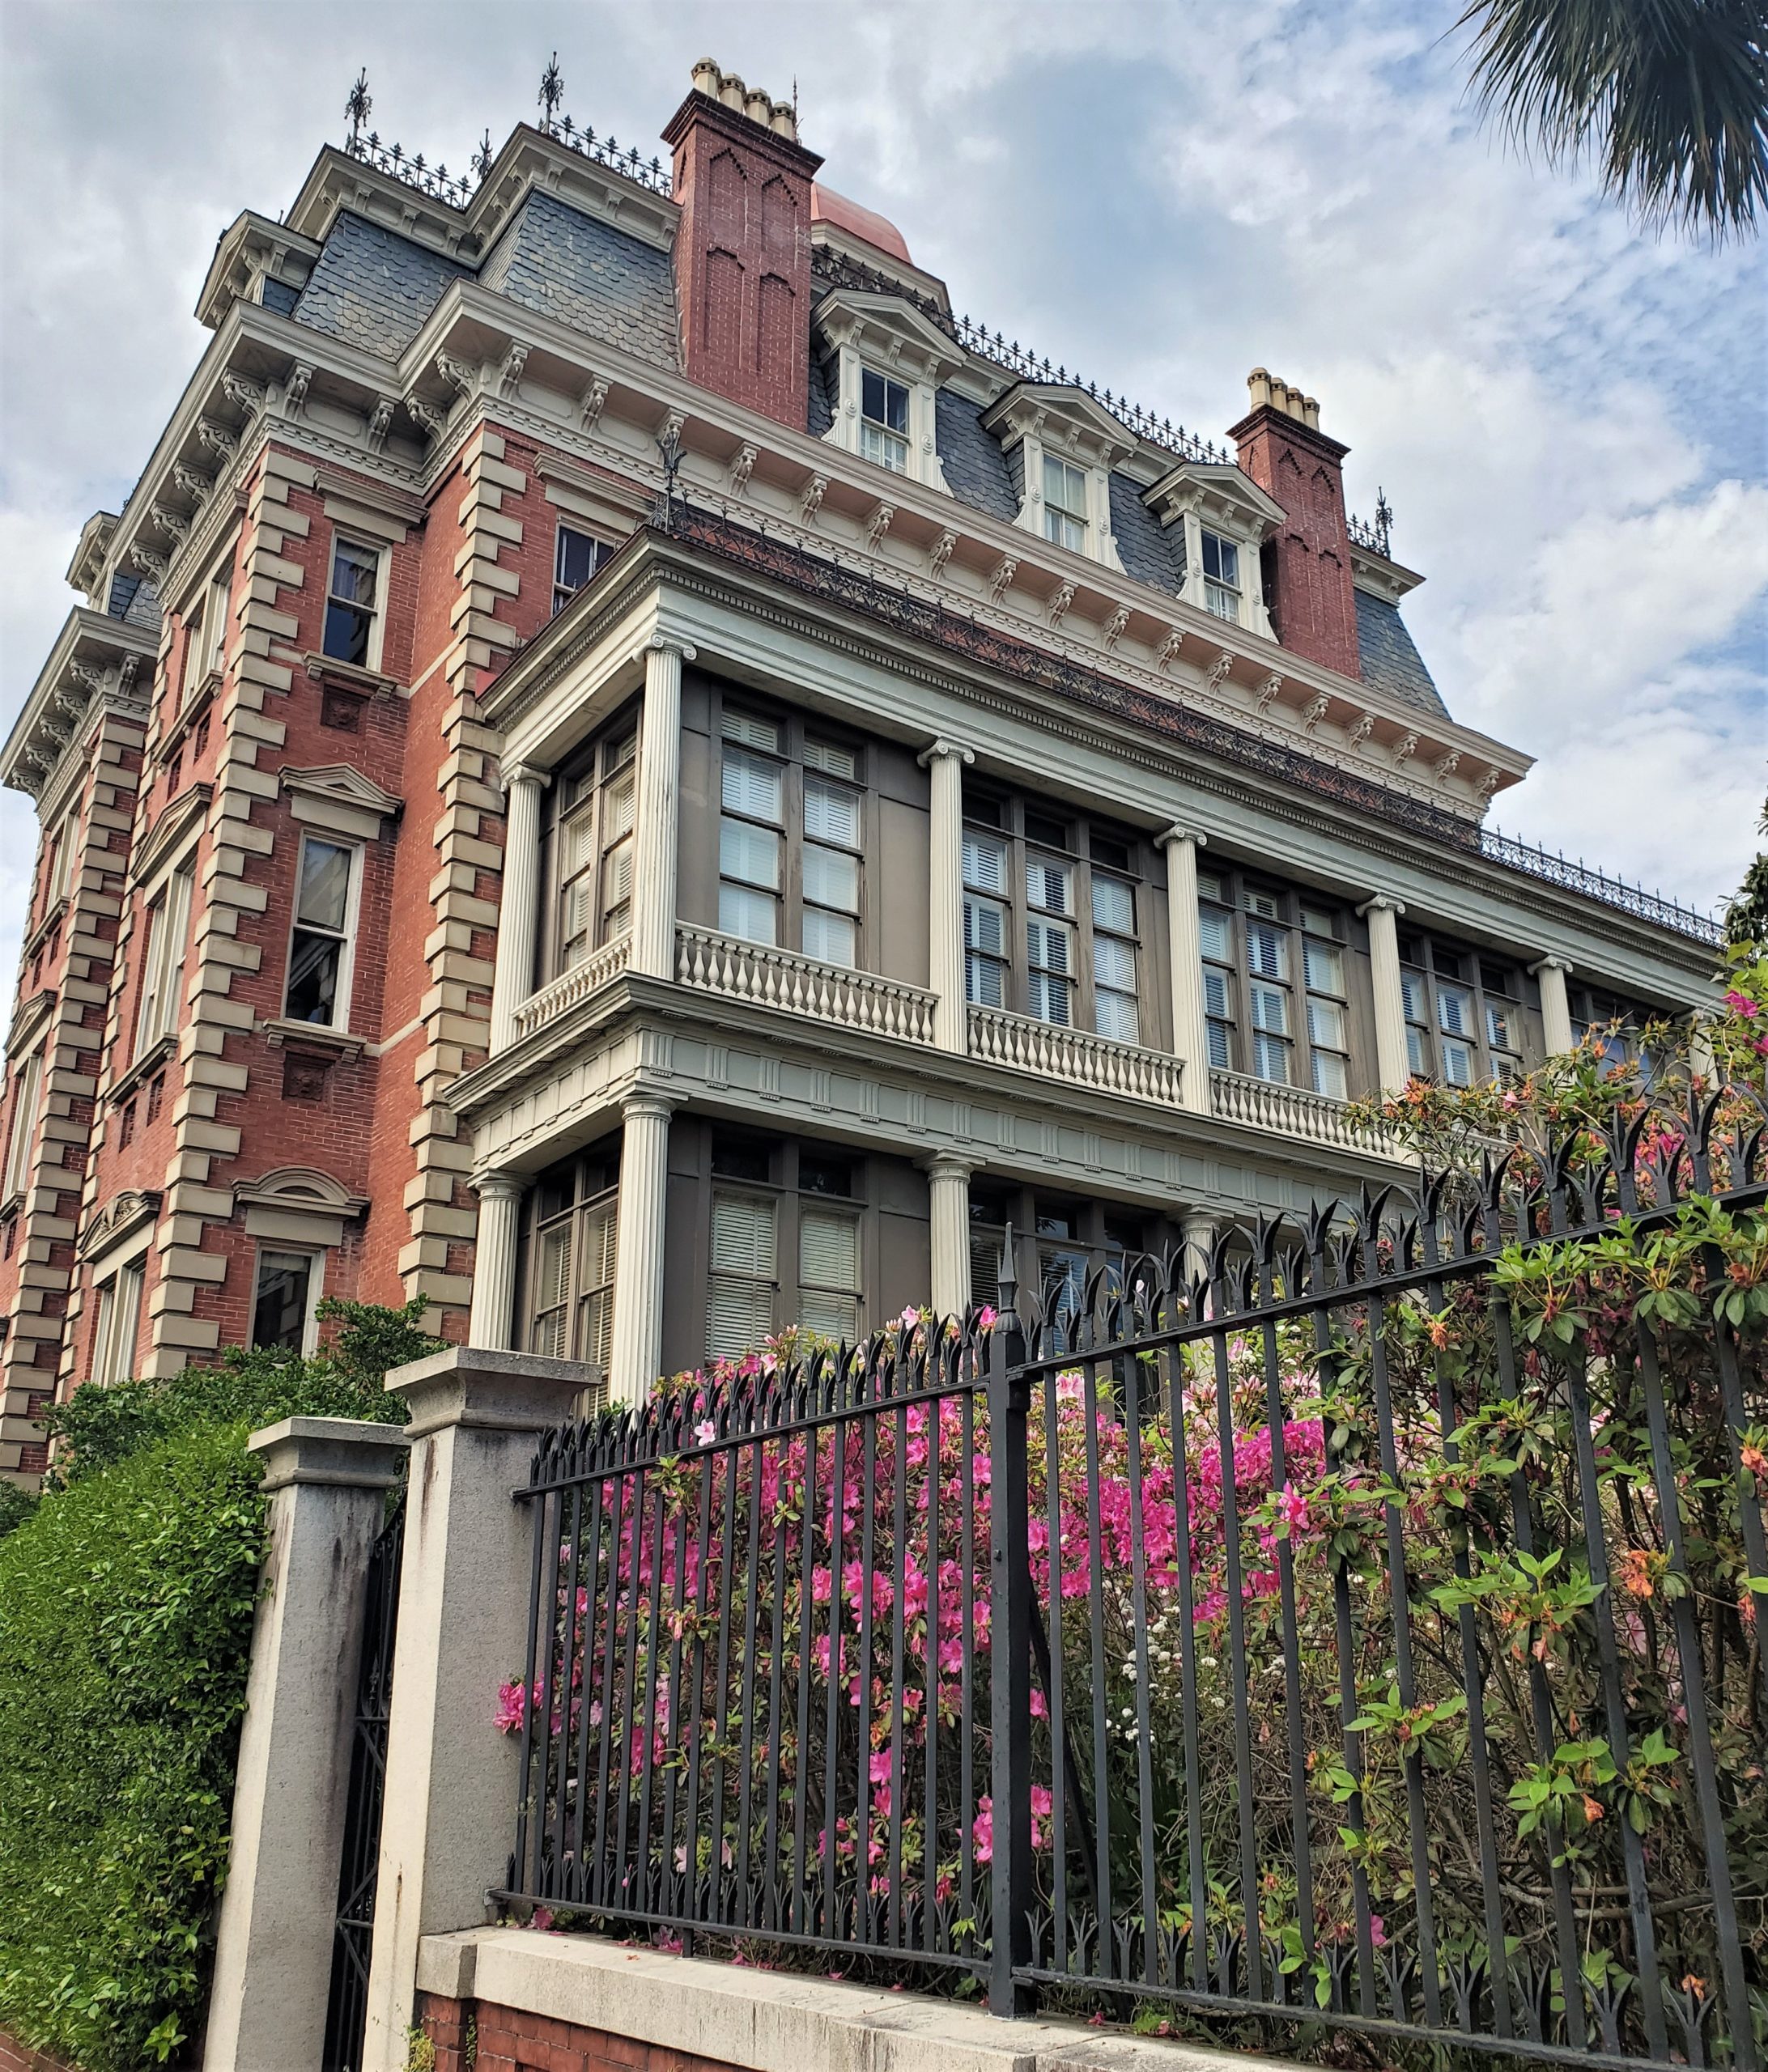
{"left": 419, "top": 1928, "right": 1308, "bottom": 2072}
{"left": 245, "top": 1414, "right": 410, "bottom": 1492}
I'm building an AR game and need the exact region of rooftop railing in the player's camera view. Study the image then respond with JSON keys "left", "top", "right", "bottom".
{"left": 1481, "top": 828, "right": 1724, "bottom": 947}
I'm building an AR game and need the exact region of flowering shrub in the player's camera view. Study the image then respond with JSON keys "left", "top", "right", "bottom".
{"left": 504, "top": 1081, "right": 1766, "bottom": 2053}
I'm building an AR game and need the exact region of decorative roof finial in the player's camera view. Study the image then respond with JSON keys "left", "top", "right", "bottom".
{"left": 472, "top": 127, "right": 495, "bottom": 185}
{"left": 1374, "top": 486, "right": 1393, "bottom": 557}
{"left": 345, "top": 68, "right": 372, "bottom": 148}
{"left": 538, "top": 52, "right": 564, "bottom": 132}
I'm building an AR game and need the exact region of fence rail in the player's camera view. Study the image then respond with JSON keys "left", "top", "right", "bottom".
{"left": 502, "top": 1085, "right": 1768, "bottom": 2066}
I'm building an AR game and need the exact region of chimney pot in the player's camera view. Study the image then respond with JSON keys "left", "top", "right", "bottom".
{"left": 719, "top": 74, "right": 746, "bottom": 111}
{"left": 1247, "top": 367, "right": 1273, "bottom": 410}
{"left": 691, "top": 57, "right": 720, "bottom": 96}
{"left": 746, "top": 88, "right": 771, "bottom": 125}
{"left": 1303, "top": 395, "right": 1320, "bottom": 429}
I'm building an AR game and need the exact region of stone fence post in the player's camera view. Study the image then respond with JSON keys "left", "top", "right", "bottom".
{"left": 360, "top": 1347, "right": 587, "bottom": 2072}
{"left": 203, "top": 1416, "right": 410, "bottom": 2072}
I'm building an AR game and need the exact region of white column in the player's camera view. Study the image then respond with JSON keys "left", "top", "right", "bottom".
{"left": 919, "top": 738, "right": 975, "bottom": 1054}
{"left": 1157, "top": 826, "right": 1212, "bottom": 1114}
{"left": 1359, "top": 894, "right": 1410, "bottom": 1093}
{"left": 1532, "top": 953, "right": 1576, "bottom": 1056}
{"left": 489, "top": 765, "right": 546, "bottom": 1051}
{"left": 631, "top": 636, "right": 694, "bottom": 980}
{"left": 607, "top": 1093, "right": 675, "bottom": 1406}
{"left": 923, "top": 1152, "right": 975, "bottom": 1319}
{"left": 360, "top": 1349, "right": 585, "bottom": 2072}
{"left": 467, "top": 1172, "right": 523, "bottom": 1351}
{"left": 205, "top": 1417, "right": 409, "bottom": 2072}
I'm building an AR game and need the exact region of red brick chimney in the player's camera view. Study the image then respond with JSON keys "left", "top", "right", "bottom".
{"left": 1229, "top": 370, "right": 1360, "bottom": 680}
{"left": 662, "top": 59, "right": 824, "bottom": 431}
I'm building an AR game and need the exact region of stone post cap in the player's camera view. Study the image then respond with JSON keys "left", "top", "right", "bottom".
{"left": 246, "top": 1414, "right": 410, "bottom": 1494}
{"left": 385, "top": 1344, "right": 594, "bottom": 1442}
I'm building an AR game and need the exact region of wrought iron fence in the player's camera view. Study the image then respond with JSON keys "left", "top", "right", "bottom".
{"left": 500, "top": 1086, "right": 1767, "bottom": 2067}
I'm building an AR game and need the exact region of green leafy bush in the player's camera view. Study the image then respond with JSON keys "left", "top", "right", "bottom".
{"left": 0, "top": 1297, "right": 432, "bottom": 2069}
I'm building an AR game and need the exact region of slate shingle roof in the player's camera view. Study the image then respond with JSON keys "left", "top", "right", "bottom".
{"left": 478, "top": 191, "right": 678, "bottom": 368}
{"left": 806, "top": 351, "right": 835, "bottom": 438}
{"left": 1355, "top": 588, "right": 1447, "bottom": 717}
{"left": 291, "top": 211, "right": 470, "bottom": 359}
{"left": 933, "top": 391, "right": 1018, "bottom": 523}
{"left": 1108, "top": 473, "right": 1183, "bottom": 592}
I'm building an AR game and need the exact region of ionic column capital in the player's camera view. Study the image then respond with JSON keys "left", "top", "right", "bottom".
{"left": 644, "top": 634, "right": 697, "bottom": 664}
{"left": 1157, "top": 824, "right": 1208, "bottom": 851}
{"left": 470, "top": 1170, "right": 524, "bottom": 1204}
{"left": 621, "top": 1089, "right": 681, "bottom": 1125}
{"left": 1357, "top": 894, "right": 1406, "bottom": 919}
{"left": 1530, "top": 953, "right": 1575, "bottom": 978}
{"left": 918, "top": 737, "right": 975, "bottom": 770}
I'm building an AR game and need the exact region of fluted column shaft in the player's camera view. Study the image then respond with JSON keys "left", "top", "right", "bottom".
{"left": 631, "top": 638, "right": 695, "bottom": 979}
{"left": 490, "top": 766, "right": 546, "bottom": 1051}
{"left": 923, "top": 1153, "right": 975, "bottom": 1318}
{"left": 467, "top": 1173, "right": 523, "bottom": 1350}
{"left": 608, "top": 1093, "right": 676, "bottom": 1405}
{"left": 1360, "top": 894, "right": 1410, "bottom": 1093}
{"left": 920, "top": 739, "right": 974, "bottom": 1054}
{"left": 1532, "top": 953, "right": 1576, "bottom": 1056}
{"left": 1157, "top": 826, "right": 1212, "bottom": 1114}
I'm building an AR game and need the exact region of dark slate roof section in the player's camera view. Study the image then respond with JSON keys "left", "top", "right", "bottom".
{"left": 1355, "top": 588, "right": 1449, "bottom": 718}
{"left": 933, "top": 391, "right": 1018, "bottom": 523}
{"left": 260, "top": 278, "right": 300, "bottom": 316}
{"left": 478, "top": 191, "right": 678, "bottom": 369}
{"left": 107, "top": 571, "right": 159, "bottom": 627}
{"left": 1109, "top": 473, "right": 1182, "bottom": 594}
{"left": 807, "top": 351, "right": 835, "bottom": 438}
{"left": 291, "top": 210, "right": 470, "bottom": 359}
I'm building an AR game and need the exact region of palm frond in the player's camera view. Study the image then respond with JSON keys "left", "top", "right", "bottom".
{"left": 1456, "top": 0, "right": 1768, "bottom": 239}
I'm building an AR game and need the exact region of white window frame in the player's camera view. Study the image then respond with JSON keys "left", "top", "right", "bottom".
{"left": 134, "top": 856, "right": 197, "bottom": 1061}
{"left": 91, "top": 1254, "right": 147, "bottom": 1385}
{"left": 817, "top": 296, "right": 955, "bottom": 494}
{"left": 1042, "top": 453, "right": 1090, "bottom": 553}
{"left": 282, "top": 835, "right": 363, "bottom": 1030}
{"left": 1200, "top": 529, "right": 1243, "bottom": 625}
{"left": 321, "top": 533, "right": 388, "bottom": 673}
{"left": 46, "top": 805, "right": 78, "bottom": 907}
{"left": 250, "top": 1246, "right": 324, "bottom": 1357}
{"left": 552, "top": 522, "right": 614, "bottom": 615}
{"left": 859, "top": 367, "right": 912, "bottom": 475}
{"left": 2, "top": 1048, "right": 45, "bottom": 1204}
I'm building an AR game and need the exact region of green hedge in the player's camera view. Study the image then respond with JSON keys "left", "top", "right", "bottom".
{"left": 0, "top": 1299, "right": 431, "bottom": 2070}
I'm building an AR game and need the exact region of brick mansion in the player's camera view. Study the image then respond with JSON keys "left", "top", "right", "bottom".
{"left": 0, "top": 57, "right": 1723, "bottom": 1480}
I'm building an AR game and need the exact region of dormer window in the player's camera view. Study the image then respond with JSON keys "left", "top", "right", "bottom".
{"left": 1043, "top": 456, "right": 1090, "bottom": 553}
{"left": 1201, "top": 531, "right": 1241, "bottom": 623}
{"left": 861, "top": 371, "right": 911, "bottom": 474}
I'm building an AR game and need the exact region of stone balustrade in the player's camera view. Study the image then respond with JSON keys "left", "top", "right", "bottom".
{"left": 967, "top": 1003, "right": 1186, "bottom": 1106}
{"left": 674, "top": 924, "right": 938, "bottom": 1043}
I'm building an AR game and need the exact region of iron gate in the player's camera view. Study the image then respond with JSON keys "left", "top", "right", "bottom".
{"left": 321, "top": 1492, "right": 406, "bottom": 2072}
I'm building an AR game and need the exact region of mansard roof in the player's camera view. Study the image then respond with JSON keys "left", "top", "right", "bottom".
{"left": 1354, "top": 590, "right": 1446, "bottom": 719}
{"left": 291, "top": 210, "right": 472, "bottom": 359}
{"left": 477, "top": 189, "right": 679, "bottom": 369}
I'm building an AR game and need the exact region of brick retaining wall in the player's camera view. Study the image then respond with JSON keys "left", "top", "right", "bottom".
{"left": 420, "top": 1990, "right": 742, "bottom": 2072}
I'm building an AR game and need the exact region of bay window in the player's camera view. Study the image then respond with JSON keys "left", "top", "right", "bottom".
{"left": 525, "top": 1139, "right": 620, "bottom": 1371}
{"left": 962, "top": 795, "right": 1147, "bottom": 1040}
{"left": 968, "top": 1182, "right": 1171, "bottom": 1349}
{"left": 716, "top": 707, "right": 865, "bottom": 966}
{"left": 1400, "top": 935, "right": 1528, "bottom": 1085}
{"left": 1198, "top": 867, "right": 1354, "bottom": 1095}
{"left": 706, "top": 1136, "right": 865, "bottom": 1363}
{"left": 551, "top": 725, "right": 637, "bottom": 969}
{"left": 283, "top": 836, "right": 359, "bottom": 1027}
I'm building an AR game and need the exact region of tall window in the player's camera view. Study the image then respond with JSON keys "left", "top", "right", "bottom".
{"left": 1042, "top": 455, "right": 1089, "bottom": 553}
{"left": 962, "top": 796, "right": 1145, "bottom": 1041}
{"left": 45, "top": 806, "right": 78, "bottom": 907}
{"left": 1201, "top": 530, "right": 1241, "bottom": 623}
{"left": 553, "top": 524, "right": 613, "bottom": 614}
{"left": 1198, "top": 867, "right": 1354, "bottom": 1095}
{"left": 2, "top": 1049, "right": 45, "bottom": 1203}
{"left": 1400, "top": 936, "right": 1526, "bottom": 1086}
{"left": 1568, "top": 982, "right": 1651, "bottom": 1076}
{"left": 524, "top": 1141, "right": 620, "bottom": 1376}
{"left": 283, "top": 838, "right": 358, "bottom": 1026}
{"left": 188, "top": 572, "right": 231, "bottom": 702}
{"left": 860, "top": 369, "right": 910, "bottom": 473}
{"left": 91, "top": 1256, "right": 146, "bottom": 1384}
{"left": 252, "top": 1250, "right": 319, "bottom": 1354}
{"left": 704, "top": 1136, "right": 865, "bottom": 1363}
{"left": 554, "top": 729, "right": 636, "bottom": 968}
{"left": 321, "top": 537, "right": 382, "bottom": 668}
{"left": 717, "top": 707, "right": 865, "bottom": 966}
{"left": 968, "top": 1183, "right": 1163, "bottom": 1351}
{"left": 134, "top": 860, "right": 196, "bottom": 1059}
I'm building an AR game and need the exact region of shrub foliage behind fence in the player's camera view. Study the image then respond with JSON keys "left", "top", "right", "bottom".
{"left": 502, "top": 1091, "right": 1768, "bottom": 2068}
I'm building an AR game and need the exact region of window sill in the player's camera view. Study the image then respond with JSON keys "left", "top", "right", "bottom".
{"left": 106, "top": 1033, "right": 178, "bottom": 1109}
{"left": 153, "top": 673, "right": 220, "bottom": 767}
{"left": 261, "top": 1017, "right": 367, "bottom": 1061}
{"left": 302, "top": 652, "right": 399, "bottom": 699}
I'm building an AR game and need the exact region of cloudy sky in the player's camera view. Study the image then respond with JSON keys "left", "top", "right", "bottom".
{"left": 2, "top": 0, "right": 1763, "bottom": 984}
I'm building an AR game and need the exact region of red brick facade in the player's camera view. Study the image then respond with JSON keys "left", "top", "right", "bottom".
{"left": 1230, "top": 401, "right": 1361, "bottom": 680}
{"left": 419, "top": 1991, "right": 743, "bottom": 2072}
